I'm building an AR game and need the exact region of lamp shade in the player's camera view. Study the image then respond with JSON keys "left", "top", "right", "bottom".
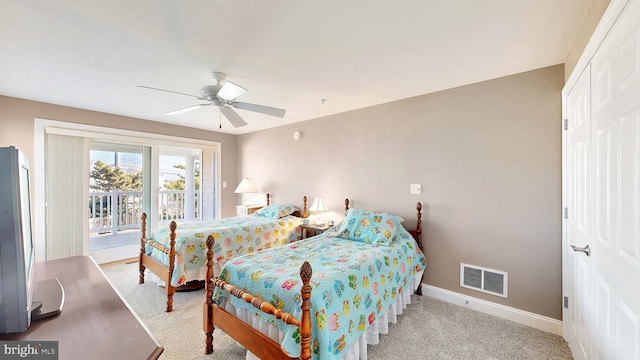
{"left": 234, "top": 178, "right": 259, "bottom": 193}
{"left": 308, "top": 197, "right": 330, "bottom": 212}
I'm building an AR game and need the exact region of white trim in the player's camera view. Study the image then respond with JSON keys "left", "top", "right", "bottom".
{"left": 41, "top": 121, "right": 219, "bottom": 150}
{"left": 33, "top": 120, "right": 46, "bottom": 262}
{"left": 90, "top": 243, "right": 140, "bottom": 265}
{"left": 82, "top": 138, "right": 90, "bottom": 256}
{"left": 422, "top": 284, "right": 563, "bottom": 336}
{"left": 564, "top": 0, "right": 629, "bottom": 95}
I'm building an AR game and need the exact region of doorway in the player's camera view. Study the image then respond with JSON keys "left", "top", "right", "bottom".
{"left": 88, "top": 142, "right": 148, "bottom": 263}
{"left": 34, "top": 119, "right": 220, "bottom": 265}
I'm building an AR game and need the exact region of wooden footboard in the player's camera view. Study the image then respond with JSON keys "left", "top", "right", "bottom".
{"left": 139, "top": 212, "right": 177, "bottom": 312}
{"left": 203, "top": 235, "right": 313, "bottom": 359}
{"left": 138, "top": 193, "right": 309, "bottom": 313}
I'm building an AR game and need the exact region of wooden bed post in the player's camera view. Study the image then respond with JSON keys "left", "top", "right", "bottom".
{"left": 138, "top": 213, "right": 181, "bottom": 312}
{"left": 414, "top": 202, "right": 423, "bottom": 296}
{"left": 302, "top": 196, "right": 308, "bottom": 218}
{"left": 266, "top": 193, "right": 270, "bottom": 206}
{"left": 299, "top": 261, "right": 313, "bottom": 360}
{"left": 415, "top": 202, "right": 423, "bottom": 248}
{"left": 203, "top": 234, "right": 215, "bottom": 354}
{"left": 165, "top": 221, "right": 177, "bottom": 312}
{"left": 344, "top": 198, "right": 350, "bottom": 215}
{"left": 139, "top": 213, "right": 147, "bottom": 284}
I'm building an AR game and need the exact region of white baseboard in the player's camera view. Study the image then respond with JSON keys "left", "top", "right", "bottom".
{"left": 90, "top": 243, "right": 140, "bottom": 265}
{"left": 422, "top": 284, "right": 563, "bottom": 336}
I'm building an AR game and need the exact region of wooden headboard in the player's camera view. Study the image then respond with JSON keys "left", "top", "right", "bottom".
{"left": 263, "top": 194, "right": 309, "bottom": 218}
{"left": 409, "top": 202, "right": 423, "bottom": 296}
{"left": 332, "top": 198, "right": 424, "bottom": 295}
{"left": 409, "top": 202, "right": 423, "bottom": 249}
{"left": 343, "top": 198, "right": 422, "bottom": 252}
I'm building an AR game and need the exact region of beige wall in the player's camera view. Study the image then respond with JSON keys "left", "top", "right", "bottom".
{"left": 0, "top": 95, "right": 239, "bottom": 219}
{"left": 238, "top": 65, "right": 564, "bottom": 319}
{"left": 565, "top": 0, "right": 611, "bottom": 80}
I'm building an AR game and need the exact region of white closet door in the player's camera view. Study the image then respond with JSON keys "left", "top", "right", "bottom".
{"left": 565, "top": 65, "right": 592, "bottom": 360}
{"left": 590, "top": 0, "right": 640, "bottom": 358}
{"left": 564, "top": 0, "right": 640, "bottom": 358}
{"left": 45, "top": 134, "right": 88, "bottom": 260}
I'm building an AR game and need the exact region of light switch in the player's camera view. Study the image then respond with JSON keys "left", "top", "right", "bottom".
{"left": 222, "top": 181, "right": 227, "bottom": 188}
{"left": 410, "top": 184, "right": 422, "bottom": 195}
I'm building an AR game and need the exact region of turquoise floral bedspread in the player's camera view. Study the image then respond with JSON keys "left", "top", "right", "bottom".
{"left": 215, "top": 225, "right": 426, "bottom": 360}
{"left": 146, "top": 215, "right": 303, "bottom": 287}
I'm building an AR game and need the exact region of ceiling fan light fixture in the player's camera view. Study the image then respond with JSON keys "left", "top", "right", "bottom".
{"left": 200, "top": 85, "right": 222, "bottom": 100}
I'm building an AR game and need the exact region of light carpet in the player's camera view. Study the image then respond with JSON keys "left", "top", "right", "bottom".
{"left": 101, "top": 261, "right": 574, "bottom": 360}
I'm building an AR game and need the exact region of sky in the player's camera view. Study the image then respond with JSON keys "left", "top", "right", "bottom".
{"left": 90, "top": 150, "right": 186, "bottom": 181}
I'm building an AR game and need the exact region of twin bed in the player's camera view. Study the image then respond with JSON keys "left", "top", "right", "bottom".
{"left": 204, "top": 200, "right": 426, "bottom": 360}
{"left": 138, "top": 194, "right": 309, "bottom": 312}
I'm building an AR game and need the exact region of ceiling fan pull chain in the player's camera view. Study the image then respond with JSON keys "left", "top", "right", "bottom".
{"left": 219, "top": 108, "right": 222, "bottom": 129}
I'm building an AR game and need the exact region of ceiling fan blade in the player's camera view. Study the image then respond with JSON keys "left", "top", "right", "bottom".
{"left": 164, "top": 103, "right": 210, "bottom": 115}
{"left": 217, "top": 81, "right": 247, "bottom": 101}
{"left": 220, "top": 107, "right": 248, "bottom": 128}
{"left": 230, "top": 101, "right": 286, "bottom": 118}
{"left": 137, "top": 86, "right": 200, "bottom": 99}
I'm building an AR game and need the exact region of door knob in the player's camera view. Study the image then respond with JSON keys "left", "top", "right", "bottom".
{"left": 570, "top": 244, "right": 591, "bottom": 257}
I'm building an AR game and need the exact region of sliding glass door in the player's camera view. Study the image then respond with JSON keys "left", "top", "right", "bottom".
{"left": 158, "top": 145, "right": 201, "bottom": 224}
{"left": 88, "top": 143, "right": 216, "bottom": 264}
{"left": 36, "top": 119, "right": 220, "bottom": 265}
{"left": 88, "top": 142, "right": 148, "bottom": 263}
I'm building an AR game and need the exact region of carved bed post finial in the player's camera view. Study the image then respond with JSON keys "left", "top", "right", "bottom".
{"left": 266, "top": 193, "right": 270, "bottom": 206}
{"left": 303, "top": 195, "right": 309, "bottom": 218}
{"left": 139, "top": 213, "right": 148, "bottom": 284}
{"left": 299, "top": 261, "right": 313, "bottom": 360}
{"left": 204, "top": 235, "right": 215, "bottom": 354}
{"left": 141, "top": 213, "right": 147, "bottom": 235}
{"left": 344, "top": 198, "right": 350, "bottom": 215}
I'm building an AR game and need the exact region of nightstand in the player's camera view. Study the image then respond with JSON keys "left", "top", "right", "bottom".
{"left": 236, "top": 205, "right": 262, "bottom": 216}
{"left": 300, "top": 224, "right": 331, "bottom": 239}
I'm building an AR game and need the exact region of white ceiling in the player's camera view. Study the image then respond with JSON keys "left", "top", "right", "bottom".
{"left": 0, "top": 0, "right": 593, "bottom": 135}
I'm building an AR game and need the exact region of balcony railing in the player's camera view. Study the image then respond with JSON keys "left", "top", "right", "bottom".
{"left": 89, "top": 190, "right": 199, "bottom": 236}
{"left": 159, "top": 190, "right": 199, "bottom": 222}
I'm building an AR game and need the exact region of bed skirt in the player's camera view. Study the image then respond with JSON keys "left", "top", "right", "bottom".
{"left": 219, "top": 270, "right": 424, "bottom": 360}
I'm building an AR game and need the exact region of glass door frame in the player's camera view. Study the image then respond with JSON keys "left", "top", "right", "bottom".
{"left": 33, "top": 118, "right": 220, "bottom": 264}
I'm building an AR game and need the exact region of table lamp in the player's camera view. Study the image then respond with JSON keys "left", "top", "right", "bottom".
{"left": 308, "top": 197, "right": 330, "bottom": 226}
{"left": 234, "top": 178, "right": 259, "bottom": 205}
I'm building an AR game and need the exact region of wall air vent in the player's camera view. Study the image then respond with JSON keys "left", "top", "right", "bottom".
{"left": 460, "top": 263, "right": 508, "bottom": 298}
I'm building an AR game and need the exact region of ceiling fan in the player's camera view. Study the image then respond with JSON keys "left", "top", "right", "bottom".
{"left": 138, "top": 72, "right": 286, "bottom": 128}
